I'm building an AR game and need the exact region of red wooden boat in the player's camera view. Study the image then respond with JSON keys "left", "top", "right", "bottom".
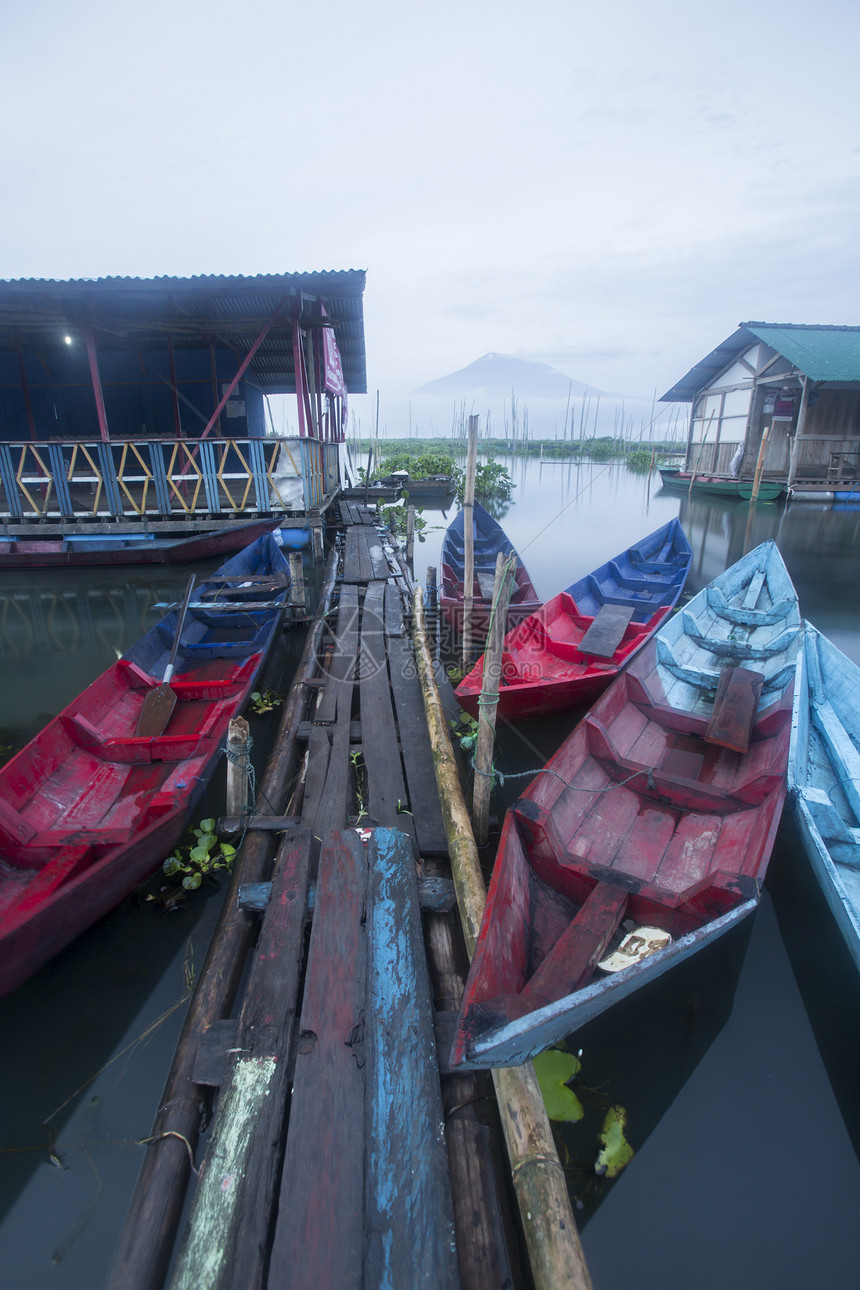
{"left": 0, "top": 518, "right": 282, "bottom": 568}
{"left": 451, "top": 540, "right": 801, "bottom": 1069}
{"left": 455, "top": 518, "right": 692, "bottom": 721}
{"left": 0, "top": 533, "right": 292, "bottom": 996}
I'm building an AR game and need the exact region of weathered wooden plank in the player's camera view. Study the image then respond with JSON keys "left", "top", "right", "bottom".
{"left": 191, "top": 1018, "right": 239, "bottom": 1086}
{"left": 297, "top": 717, "right": 362, "bottom": 741}
{"left": 359, "top": 581, "right": 415, "bottom": 843}
{"left": 217, "top": 813, "right": 303, "bottom": 837}
{"left": 316, "top": 582, "right": 359, "bottom": 831}
{"left": 520, "top": 881, "right": 628, "bottom": 1005}
{"left": 342, "top": 525, "right": 364, "bottom": 582}
{"left": 580, "top": 602, "right": 635, "bottom": 658}
{"left": 706, "top": 665, "right": 764, "bottom": 753}
{"left": 237, "top": 874, "right": 456, "bottom": 916}
{"left": 364, "top": 828, "right": 459, "bottom": 1289}
{"left": 170, "top": 827, "right": 313, "bottom": 1290}
{"left": 269, "top": 829, "right": 369, "bottom": 1290}
{"left": 385, "top": 584, "right": 449, "bottom": 854}
{"left": 301, "top": 586, "right": 359, "bottom": 838}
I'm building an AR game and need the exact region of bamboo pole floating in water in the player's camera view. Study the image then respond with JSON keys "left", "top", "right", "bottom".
{"left": 461, "top": 414, "right": 479, "bottom": 673}
{"left": 412, "top": 584, "right": 594, "bottom": 1290}
{"left": 472, "top": 551, "right": 515, "bottom": 847}
{"left": 107, "top": 547, "right": 339, "bottom": 1290}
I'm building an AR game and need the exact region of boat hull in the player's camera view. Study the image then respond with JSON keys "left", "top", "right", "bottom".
{"left": 451, "top": 540, "right": 801, "bottom": 1068}
{"left": 788, "top": 623, "right": 860, "bottom": 973}
{"left": 0, "top": 518, "right": 281, "bottom": 568}
{"left": 0, "top": 532, "right": 292, "bottom": 995}
{"left": 658, "top": 468, "right": 786, "bottom": 501}
{"left": 455, "top": 519, "right": 692, "bottom": 720}
{"left": 439, "top": 501, "right": 541, "bottom": 643}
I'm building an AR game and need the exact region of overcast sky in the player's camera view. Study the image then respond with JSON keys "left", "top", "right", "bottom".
{"left": 2, "top": 0, "right": 859, "bottom": 407}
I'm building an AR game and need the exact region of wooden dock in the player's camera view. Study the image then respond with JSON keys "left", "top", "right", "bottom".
{"left": 108, "top": 502, "right": 586, "bottom": 1290}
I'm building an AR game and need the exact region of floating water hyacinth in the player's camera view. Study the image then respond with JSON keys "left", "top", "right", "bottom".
{"left": 532, "top": 1048, "right": 584, "bottom": 1122}
{"left": 595, "top": 1105, "right": 634, "bottom": 1178}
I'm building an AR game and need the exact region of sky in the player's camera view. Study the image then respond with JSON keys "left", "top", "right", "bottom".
{"left": 2, "top": 0, "right": 859, "bottom": 420}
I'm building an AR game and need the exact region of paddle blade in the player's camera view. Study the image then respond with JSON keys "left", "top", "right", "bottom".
{"left": 135, "top": 682, "right": 177, "bottom": 737}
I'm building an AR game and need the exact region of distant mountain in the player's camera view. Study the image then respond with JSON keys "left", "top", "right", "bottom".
{"left": 413, "top": 353, "right": 604, "bottom": 400}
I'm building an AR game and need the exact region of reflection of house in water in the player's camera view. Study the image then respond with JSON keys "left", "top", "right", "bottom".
{"left": 662, "top": 323, "right": 860, "bottom": 497}
{"left": 0, "top": 272, "right": 366, "bottom": 539}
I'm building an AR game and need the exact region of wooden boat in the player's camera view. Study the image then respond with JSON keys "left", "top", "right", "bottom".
{"left": 0, "top": 518, "right": 282, "bottom": 568}
{"left": 439, "top": 500, "right": 541, "bottom": 639}
{"left": 451, "top": 540, "right": 801, "bottom": 1069}
{"left": 788, "top": 622, "right": 860, "bottom": 973}
{"left": 0, "top": 531, "right": 292, "bottom": 997}
{"left": 378, "top": 471, "right": 455, "bottom": 498}
{"left": 455, "top": 519, "right": 692, "bottom": 721}
{"left": 658, "top": 466, "right": 786, "bottom": 502}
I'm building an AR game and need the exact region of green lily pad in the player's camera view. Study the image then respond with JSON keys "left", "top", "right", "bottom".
{"left": 595, "top": 1105, "right": 634, "bottom": 1177}
{"left": 533, "top": 1049, "right": 584, "bottom": 1122}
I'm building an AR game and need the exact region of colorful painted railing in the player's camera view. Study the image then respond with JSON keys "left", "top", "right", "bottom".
{"left": 0, "top": 435, "right": 340, "bottom": 520}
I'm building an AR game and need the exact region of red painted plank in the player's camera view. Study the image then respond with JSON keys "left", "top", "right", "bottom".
{"left": 269, "top": 829, "right": 368, "bottom": 1290}
{"left": 521, "top": 881, "right": 628, "bottom": 1003}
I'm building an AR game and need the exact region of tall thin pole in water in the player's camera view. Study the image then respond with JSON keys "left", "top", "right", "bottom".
{"left": 461, "top": 414, "right": 478, "bottom": 672}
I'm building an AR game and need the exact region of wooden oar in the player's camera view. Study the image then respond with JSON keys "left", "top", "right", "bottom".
{"left": 135, "top": 574, "right": 196, "bottom": 737}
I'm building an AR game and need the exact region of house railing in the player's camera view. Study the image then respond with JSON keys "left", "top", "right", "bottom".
{"left": 0, "top": 435, "right": 341, "bottom": 521}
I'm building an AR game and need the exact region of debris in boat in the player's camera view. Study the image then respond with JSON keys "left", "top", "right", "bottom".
{"left": 598, "top": 926, "right": 672, "bottom": 973}
{"left": 532, "top": 1048, "right": 584, "bottom": 1122}
{"left": 595, "top": 1105, "right": 634, "bottom": 1178}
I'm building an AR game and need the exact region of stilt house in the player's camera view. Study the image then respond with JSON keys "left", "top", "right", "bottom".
{"left": 661, "top": 322, "right": 860, "bottom": 492}
{"left": 0, "top": 271, "right": 366, "bottom": 527}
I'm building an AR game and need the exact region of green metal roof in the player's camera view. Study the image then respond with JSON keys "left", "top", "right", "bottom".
{"left": 661, "top": 322, "right": 860, "bottom": 400}
{"left": 745, "top": 324, "right": 860, "bottom": 381}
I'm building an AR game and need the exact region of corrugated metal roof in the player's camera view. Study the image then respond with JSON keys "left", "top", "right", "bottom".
{"left": 0, "top": 271, "right": 368, "bottom": 394}
{"left": 745, "top": 323, "right": 860, "bottom": 382}
{"left": 661, "top": 321, "right": 860, "bottom": 401}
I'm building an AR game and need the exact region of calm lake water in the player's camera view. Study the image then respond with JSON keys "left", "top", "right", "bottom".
{"left": 2, "top": 458, "right": 860, "bottom": 1289}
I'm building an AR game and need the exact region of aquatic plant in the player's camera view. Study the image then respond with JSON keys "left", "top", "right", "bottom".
{"left": 162, "top": 819, "right": 237, "bottom": 891}
{"left": 533, "top": 1049, "right": 585, "bottom": 1122}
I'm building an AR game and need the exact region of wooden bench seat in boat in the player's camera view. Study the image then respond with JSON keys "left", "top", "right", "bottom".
{"left": 584, "top": 713, "right": 784, "bottom": 812}
{"left": 62, "top": 708, "right": 223, "bottom": 762}
{"left": 579, "top": 603, "right": 635, "bottom": 659}
{"left": 705, "top": 665, "right": 764, "bottom": 754}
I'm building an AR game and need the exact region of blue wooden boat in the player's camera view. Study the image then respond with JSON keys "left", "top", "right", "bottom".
{"left": 788, "top": 622, "right": 860, "bottom": 972}
{"left": 450, "top": 540, "right": 801, "bottom": 1069}
{"left": 455, "top": 519, "right": 692, "bottom": 720}
{"left": 126, "top": 531, "right": 292, "bottom": 674}
{"left": 440, "top": 500, "right": 540, "bottom": 639}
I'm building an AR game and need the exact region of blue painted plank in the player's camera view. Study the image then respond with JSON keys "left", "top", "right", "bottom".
{"left": 365, "top": 827, "right": 458, "bottom": 1290}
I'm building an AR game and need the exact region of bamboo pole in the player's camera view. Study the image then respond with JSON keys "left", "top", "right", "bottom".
{"left": 461, "top": 414, "right": 479, "bottom": 672}
{"left": 472, "top": 552, "right": 515, "bottom": 847}
{"left": 749, "top": 422, "right": 771, "bottom": 504}
{"left": 412, "top": 585, "right": 593, "bottom": 1290}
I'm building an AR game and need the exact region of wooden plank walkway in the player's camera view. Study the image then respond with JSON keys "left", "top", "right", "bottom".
{"left": 154, "top": 512, "right": 525, "bottom": 1290}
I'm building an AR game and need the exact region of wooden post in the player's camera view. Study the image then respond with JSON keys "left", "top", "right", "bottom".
{"left": 426, "top": 564, "right": 437, "bottom": 610}
{"left": 461, "top": 414, "right": 479, "bottom": 672}
{"left": 226, "top": 716, "right": 251, "bottom": 817}
{"left": 412, "top": 586, "right": 593, "bottom": 1290}
{"left": 472, "top": 552, "right": 515, "bottom": 847}
{"left": 750, "top": 422, "right": 772, "bottom": 504}
{"left": 689, "top": 409, "right": 715, "bottom": 493}
{"left": 406, "top": 504, "right": 415, "bottom": 568}
{"left": 288, "top": 552, "right": 305, "bottom": 610}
